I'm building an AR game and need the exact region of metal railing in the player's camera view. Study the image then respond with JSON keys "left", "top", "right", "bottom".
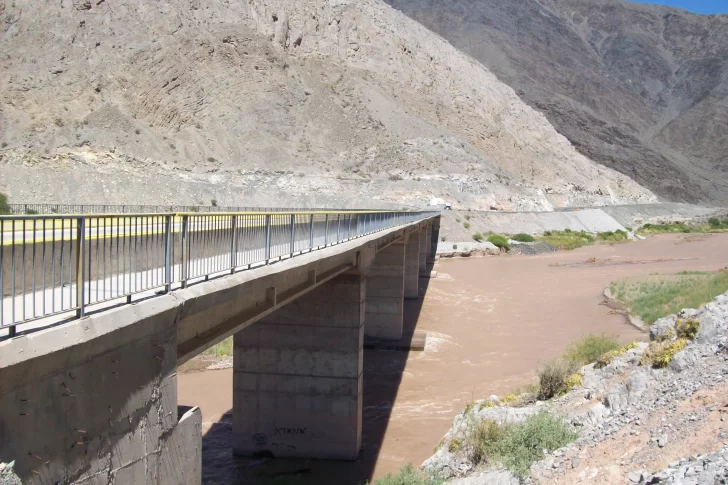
{"left": 1, "top": 210, "right": 437, "bottom": 334}
{"left": 5, "top": 204, "right": 416, "bottom": 215}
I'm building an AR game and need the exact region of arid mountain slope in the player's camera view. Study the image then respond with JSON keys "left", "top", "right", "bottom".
{"left": 384, "top": 0, "right": 728, "bottom": 204}
{"left": 0, "top": 0, "right": 654, "bottom": 210}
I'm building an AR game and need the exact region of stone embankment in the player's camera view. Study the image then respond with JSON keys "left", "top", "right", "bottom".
{"left": 424, "top": 292, "right": 728, "bottom": 484}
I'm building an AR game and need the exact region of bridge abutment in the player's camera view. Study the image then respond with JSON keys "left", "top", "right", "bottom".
{"left": 232, "top": 273, "right": 364, "bottom": 460}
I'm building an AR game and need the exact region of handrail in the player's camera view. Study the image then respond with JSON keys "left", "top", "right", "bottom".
{"left": 4, "top": 203, "right": 421, "bottom": 215}
{"left": 0, "top": 210, "right": 438, "bottom": 335}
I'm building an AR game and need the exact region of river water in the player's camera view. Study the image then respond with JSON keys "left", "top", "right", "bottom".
{"left": 178, "top": 233, "right": 728, "bottom": 484}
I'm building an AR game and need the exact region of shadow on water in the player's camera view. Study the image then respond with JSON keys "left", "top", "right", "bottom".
{"left": 198, "top": 274, "right": 433, "bottom": 485}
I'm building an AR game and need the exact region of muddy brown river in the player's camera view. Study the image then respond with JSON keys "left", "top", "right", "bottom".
{"left": 178, "top": 233, "right": 728, "bottom": 484}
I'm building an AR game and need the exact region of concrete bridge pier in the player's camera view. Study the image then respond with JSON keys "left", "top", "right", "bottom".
{"left": 364, "top": 240, "right": 406, "bottom": 340}
{"left": 404, "top": 230, "right": 421, "bottom": 299}
{"left": 429, "top": 219, "right": 440, "bottom": 264}
{"left": 418, "top": 225, "right": 429, "bottom": 278}
{"left": 232, "top": 273, "right": 365, "bottom": 460}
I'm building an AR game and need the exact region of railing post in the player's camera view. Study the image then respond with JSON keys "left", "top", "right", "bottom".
{"left": 347, "top": 214, "right": 352, "bottom": 239}
{"left": 289, "top": 214, "right": 295, "bottom": 256}
{"left": 309, "top": 214, "right": 314, "bottom": 250}
{"left": 265, "top": 214, "right": 272, "bottom": 262}
{"left": 324, "top": 214, "right": 329, "bottom": 246}
{"left": 75, "top": 217, "right": 86, "bottom": 318}
{"left": 230, "top": 215, "right": 238, "bottom": 274}
{"left": 336, "top": 214, "right": 341, "bottom": 244}
{"left": 164, "top": 215, "right": 172, "bottom": 292}
{"left": 181, "top": 215, "right": 189, "bottom": 288}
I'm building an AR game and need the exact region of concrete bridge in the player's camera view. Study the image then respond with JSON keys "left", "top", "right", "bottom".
{"left": 0, "top": 210, "right": 440, "bottom": 484}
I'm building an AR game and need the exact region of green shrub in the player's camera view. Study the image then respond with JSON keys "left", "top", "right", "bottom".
{"left": 473, "top": 232, "right": 484, "bottom": 242}
{"left": 210, "top": 199, "right": 218, "bottom": 207}
{"left": 367, "top": 464, "right": 443, "bottom": 485}
{"left": 25, "top": 209, "right": 39, "bottom": 215}
{"left": 511, "top": 233, "right": 535, "bottom": 243}
{"left": 202, "top": 337, "right": 233, "bottom": 358}
{"left": 487, "top": 234, "right": 510, "bottom": 251}
{"left": 723, "top": 219, "right": 728, "bottom": 227}
{"left": 537, "top": 359, "right": 580, "bottom": 400}
{"left": 452, "top": 244, "right": 458, "bottom": 250}
{"left": 597, "top": 230, "right": 629, "bottom": 243}
{"left": 467, "top": 413, "right": 577, "bottom": 477}
{"left": 455, "top": 217, "right": 461, "bottom": 223}
{"left": 465, "top": 214, "right": 471, "bottom": 221}
{"left": 564, "top": 228, "right": 572, "bottom": 233}
{"left": 0, "top": 192, "right": 9, "bottom": 215}
{"left": 708, "top": 217, "right": 721, "bottom": 228}
{"left": 463, "top": 222, "right": 471, "bottom": 230}
{"left": 536, "top": 230, "right": 595, "bottom": 250}
{"left": 440, "top": 235, "right": 447, "bottom": 242}
{"left": 682, "top": 228, "right": 691, "bottom": 233}
{"left": 563, "top": 334, "right": 621, "bottom": 365}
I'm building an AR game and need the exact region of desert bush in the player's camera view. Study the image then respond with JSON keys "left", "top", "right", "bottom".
{"left": 389, "top": 174, "right": 403, "bottom": 181}
{"left": 564, "top": 334, "right": 621, "bottom": 365}
{"left": 543, "top": 230, "right": 552, "bottom": 236}
{"left": 440, "top": 235, "right": 447, "bottom": 242}
{"left": 641, "top": 339, "right": 687, "bottom": 368}
{"left": 511, "top": 233, "right": 535, "bottom": 243}
{"left": 676, "top": 318, "right": 700, "bottom": 340}
{"left": 0, "top": 192, "right": 10, "bottom": 215}
{"left": 537, "top": 359, "right": 580, "bottom": 400}
{"left": 210, "top": 199, "right": 218, "bottom": 207}
{"left": 467, "top": 413, "right": 577, "bottom": 477}
{"left": 487, "top": 234, "right": 510, "bottom": 251}
{"left": 473, "top": 232, "right": 485, "bottom": 242}
{"left": 452, "top": 244, "right": 458, "bottom": 250}
{"left": 367, "top": 464, "right": 443, "bottom": 485}
{"left": 455, "top": 217, "right": 461, "bottom": 223}
{"left": 708, "top": 217, "right": 721, "bottom": 228}
{"left": 595, "top": 342, "right": 639, "bottom": 368}
{"left": 463, "top": 222, "right": 471, "bottom": 230}
{"left": 465, "top": 214, "right": 471, "bottom": 220}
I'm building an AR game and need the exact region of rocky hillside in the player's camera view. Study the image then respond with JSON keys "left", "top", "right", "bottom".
{"left": 0, "top": 0, "right": 655, "bottom": 210}
{"left": 424, "top": 291, "right": 728, "bottom": 484}
{"left": 384, "top": 0, "right": 728, "bottom": 205}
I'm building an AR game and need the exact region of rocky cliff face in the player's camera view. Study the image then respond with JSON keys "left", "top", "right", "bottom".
{"left": 384, "top": 0, "right": 728, "bottom": 205}
{"left": 0, "top": 0, "right": 655, "bottom": 210}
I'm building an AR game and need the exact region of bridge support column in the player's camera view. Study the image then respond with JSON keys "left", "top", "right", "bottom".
{"left": 418, "top": 224, "right": 430, "bottom": 277}
{"left": 429, "top": 217, "right": 440, "bottom": 263}
{"left": 404, "top": 230, "right": 420, "bottom": 299}
{"left": 364, "top": 241, "right": 405, "bottom": 340}
{"left": 232, "top": 273, "right": 364, "bottom": 460}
